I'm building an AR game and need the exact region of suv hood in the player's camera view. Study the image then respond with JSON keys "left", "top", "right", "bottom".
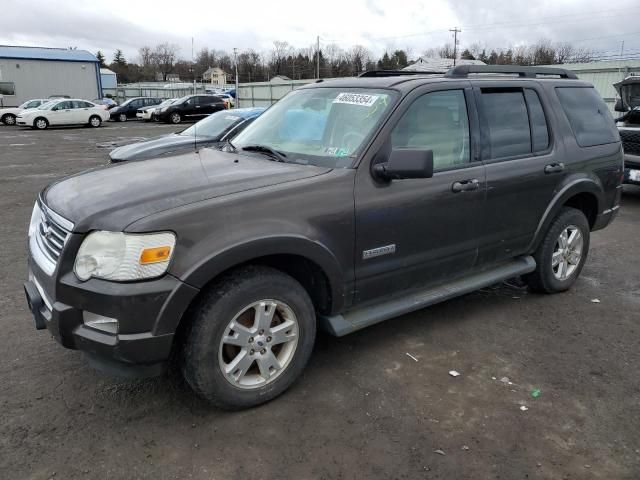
{"left": 44, "top": 148, "right": 331, "bottom": 232}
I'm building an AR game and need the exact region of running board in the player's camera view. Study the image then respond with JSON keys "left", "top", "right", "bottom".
{"left": 321, "top": 256, "right": 536, "bottom": 337}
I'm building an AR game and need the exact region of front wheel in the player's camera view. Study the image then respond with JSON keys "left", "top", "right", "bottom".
{"left": 524, "top": 207, "right": 590, "bottom": 293}
{"left": 1, "top": 113, "right": 16, "bottom": 125}
{"left": 118, "top": 113, "right": 127, "bottom": 122}
{"left": 89, "top": 115, "right": 102, "bottom": 128}
{"left": 169, "top": 112, "right": 181, "bottom": 124}
{"left": 181, "top": 266, "right": 316, "bottom": 409}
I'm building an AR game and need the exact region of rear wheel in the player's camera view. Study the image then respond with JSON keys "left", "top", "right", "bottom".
{"left": 34, "top": 117, "right": 48, "bottom": 130}
{"left": 181, "top": 266, "right": 316, "bottom": 409}
{"left": 1, "top": 113, "right": 16, "bottom": 125}
{"left": 118, "top": 113, "right": 127, "bottom": 122}
{"left": 169, "top": 112, "right": 182, "bottom": 124}
{"left": 89, "top": 115, "right": 102, "bottom": 128}
{"left": 524, "top": 207, "right": 590, "bottom": 293}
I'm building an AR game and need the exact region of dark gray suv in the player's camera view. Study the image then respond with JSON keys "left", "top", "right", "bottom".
{"left": 24, "top": 66, "right": 623, "bottom": 409}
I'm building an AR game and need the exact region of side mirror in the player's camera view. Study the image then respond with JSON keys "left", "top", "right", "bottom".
{"left": 373, "top": 149, "right": 434, "bottom": 181}
{"left": 615, "top": 99, "right": 627, "bottom": 112}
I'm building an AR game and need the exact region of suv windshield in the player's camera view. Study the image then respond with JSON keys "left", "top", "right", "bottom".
{"left": 232, "top": 88, "right": 397, "bottom": 168}
{"left": 180, "top": 111, "right": 244, "bottom": 138}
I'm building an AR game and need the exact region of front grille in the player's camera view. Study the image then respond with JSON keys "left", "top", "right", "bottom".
{"left": 33, "top": 202, "right": 72, "bottom": 269}
{"left": 620, "top": 129, "right": 640, "bottom": 156}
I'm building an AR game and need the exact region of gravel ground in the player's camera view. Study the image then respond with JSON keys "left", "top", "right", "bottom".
{"left": 1, "top": 121, "right": 639, "bottom": 480}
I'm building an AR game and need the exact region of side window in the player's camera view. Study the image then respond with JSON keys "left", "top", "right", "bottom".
{"left": 56, "top": 101, "right": 71, "bottom": 110}
{"left": 556, "top": 87, "right": 619, "bottom": 147}
{"left": 480, "top": 90, "right": 530, "bottom": 159}
{"left": 72, "top": 101, "right": 86, "bottom": 108}
{"left": 391, "top": 90, "right": 470, "bottom": 171}
{"left": 525, "top": 89, "right": 550, "bottom": 152}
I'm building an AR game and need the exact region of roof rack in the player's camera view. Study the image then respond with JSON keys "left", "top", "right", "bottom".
{"left": 358, "top": 70, "right": 442, "bottom": 77}
{"left": 444, "top": 65, "right": 578, "bottom": 79}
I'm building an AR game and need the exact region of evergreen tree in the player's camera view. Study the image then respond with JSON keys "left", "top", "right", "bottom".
{"left": 95, "top": 50, "right": 106, "bottom": 67}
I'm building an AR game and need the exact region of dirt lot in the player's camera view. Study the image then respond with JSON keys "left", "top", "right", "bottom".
{"left": 1, "top": 121, "right": 639, "bottom": 480}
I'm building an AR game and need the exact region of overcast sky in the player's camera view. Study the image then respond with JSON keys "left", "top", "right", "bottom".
{"left": 1, "top": 0, "right": 639, "bottom": 62}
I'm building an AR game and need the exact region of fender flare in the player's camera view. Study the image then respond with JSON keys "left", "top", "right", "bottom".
{"left": 180, "top": 235, "right": 347, "bottom": 312}
{"left": 526, "top": 177, "right": 603, "bottom": 252}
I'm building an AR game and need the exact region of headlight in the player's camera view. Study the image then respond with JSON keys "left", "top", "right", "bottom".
{"left": 28, "top": 201, "right": 42, "bottom": 237}
{"left": 74, "top": 231, "right": 176, "bottom": 282}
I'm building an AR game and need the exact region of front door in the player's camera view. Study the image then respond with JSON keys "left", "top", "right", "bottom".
{"left": 354, "top": 85, "right": 486, "bottom": 305}
{"left": 49, "top": 101, "right": 75, "bottom": 125}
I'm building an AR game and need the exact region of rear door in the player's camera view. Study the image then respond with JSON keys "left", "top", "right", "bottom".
{"left": 474, "top": 82, "right": 565, "bottom": 265}
{"left": 72, "top": 100, "right": 91, "bottom": 123}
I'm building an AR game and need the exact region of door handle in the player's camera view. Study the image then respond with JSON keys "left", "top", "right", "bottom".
{"left": 544, "top": 162, "right": 565, "bottom": 174}
{"left": 452, "top": 179, "right": 480, "bottom": 193}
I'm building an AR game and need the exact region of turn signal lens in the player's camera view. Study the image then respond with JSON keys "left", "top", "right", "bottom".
{"left": 140, "top": 246, "right": 172, "bottom": 264}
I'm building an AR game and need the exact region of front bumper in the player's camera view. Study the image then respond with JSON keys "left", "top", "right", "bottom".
{"left": 25, "top": 250, "right": 199, "bottom": 377}
{"left": 623, "top": 153, "right": 640, "bottom": 185}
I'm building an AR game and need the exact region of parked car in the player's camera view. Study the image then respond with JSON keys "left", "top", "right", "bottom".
{"left": 110, "top": 107, "right": 265, "bottom": 162}
{"left": 136, "top": 98, "right": 177, "bottom": 122}
{"left": 92, "top": 98, "right": 118, "bottom": 110}
{"left": 154, "top": 94, "right": 226, "bottom": 124}
{"left": 614, "top": 75, "right": 640, "bottom": 186}
{"left": 17, "top": 99, "right": 110, "bottom": 129}
{"left": 24, "top": 66, "right": 622, "bottom": 409}
{"left": 214, "top": 93, "right": 234, "bottom": 108}
{"left": 0, "top": 99, "right": 49, "bottom": 125}
{"left": 109, "top": 97, "right": 163, "bottom": 122}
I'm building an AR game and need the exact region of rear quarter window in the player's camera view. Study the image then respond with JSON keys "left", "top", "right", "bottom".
{"left": 556, "top": 87, "right": 619, "bottom": 147}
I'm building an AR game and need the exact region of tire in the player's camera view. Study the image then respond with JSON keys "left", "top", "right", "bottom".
{"left": 524, "top": 207, "right": 590, "bottom": 293}
{"left": 169, "top": 112, "right": 181, "bottom": 124}
{"left": 181, "top": 265, "right": 316, "bottom": 409}
{"left": 89, "top": 115, "right": 102, "bottom": 128}
{"left": 34, "top": 117, "right": 48, "bottom": 130}
{"left": 118, "top": 113, "right": 127, "bottom": 122}
{"left": 1, "top": 113, "right": 16, "bottom": 126}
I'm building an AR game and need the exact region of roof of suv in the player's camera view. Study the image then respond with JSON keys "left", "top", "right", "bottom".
{"left": 300, "top": 65, "right": 586, "bottom": 91}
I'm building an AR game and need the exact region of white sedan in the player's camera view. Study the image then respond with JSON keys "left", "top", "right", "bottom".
{"left": 17, "top": 99, "right": 110, "bottom": 129}
{"left": 0, "top": 99, "right": 49, "bottom": 126}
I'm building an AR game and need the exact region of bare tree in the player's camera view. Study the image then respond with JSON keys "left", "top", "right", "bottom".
{"left": 270, "top": 41, "right": 293, "bottom": 76}
{"left": 151, "top": 43, "right": 180, "bottom": 81}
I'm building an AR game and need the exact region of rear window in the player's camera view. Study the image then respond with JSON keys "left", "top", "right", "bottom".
{"left": 480, "top": 90, "right": 531, "bottom": 159}
{"left": 556, "top": 87, "right": 619, "bottom": 147}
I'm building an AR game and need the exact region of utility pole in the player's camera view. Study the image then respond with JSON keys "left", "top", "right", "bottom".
{"left": 316, "top": 35, "right": 320, "bottom": 79}
{"left": 233, "top": 48, "right": 239, "bottom": 109}
{"left": 192, "top": 37, "right": 196, "bottom": 94}
{"left": 450, "top": 27, "right": 461, "bottom": 66}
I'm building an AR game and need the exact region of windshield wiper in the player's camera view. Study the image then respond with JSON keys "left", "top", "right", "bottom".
{"left": 241, "top": 144, "right": 287, "bottom": 163}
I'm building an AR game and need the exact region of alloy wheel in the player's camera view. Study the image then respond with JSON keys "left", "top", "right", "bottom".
{"left": 218, "top": 300, "right": 299, "bottom": 390}
{"left": 3, "top": 115, "right": 16, "bottom": 125}
{"left": 552, "top": 225, "right": 583, "bottom": 280}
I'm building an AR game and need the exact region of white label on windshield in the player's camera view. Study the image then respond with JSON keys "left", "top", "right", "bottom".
{"left": 225, "top": 116, "right": 241, "bottom": 120}
{"left": 333, "top": 92, "right": 379, "bottom": 107}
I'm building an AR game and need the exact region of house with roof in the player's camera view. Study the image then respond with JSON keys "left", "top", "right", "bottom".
{"left": 202, "top": 67, "right": 227, "bottom": 86}
{"left": 0, "top": 45, "right": 101, "bottom": 107}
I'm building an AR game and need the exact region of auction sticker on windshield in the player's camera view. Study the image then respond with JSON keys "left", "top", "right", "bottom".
{"left": 333, "top": 92, "right": 379, "bottom": 107}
